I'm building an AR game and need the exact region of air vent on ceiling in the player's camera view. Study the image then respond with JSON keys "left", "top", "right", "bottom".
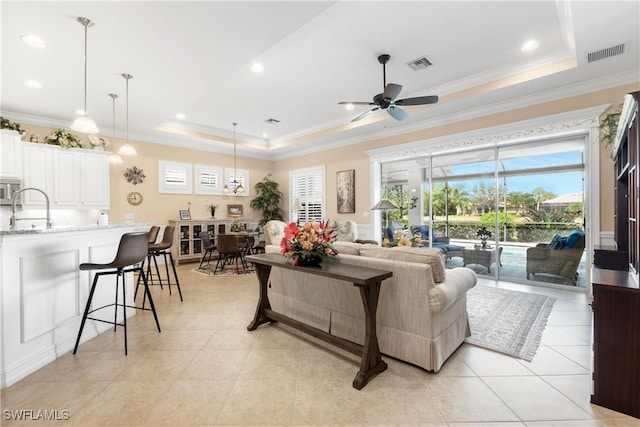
{"left": 264, "top": 118, "right": 280, "bottom": 125}
{"left": 407, "top": 55, "right": 434, "bottom": 71}
{"left": 587, "top": 43, "right": 626, "bottom": 63}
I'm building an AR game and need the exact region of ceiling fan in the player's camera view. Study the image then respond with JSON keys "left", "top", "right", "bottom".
{"left": 339, "top": 54, "right": 438, "bottom": 122}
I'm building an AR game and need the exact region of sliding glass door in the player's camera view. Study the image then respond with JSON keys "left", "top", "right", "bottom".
{"left": 378, "top": 137, "right": 586, "bottom": 288}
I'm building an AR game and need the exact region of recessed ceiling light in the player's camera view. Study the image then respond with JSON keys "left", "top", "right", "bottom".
{"left": 262, "top": 133, "right": 268, "bottom": 138}
{"left": 521, "top": 39, "right": 539, "bottom": 52}
{"left": 175, "top": 113, "right": 186, "bottom": 120}
{"left": 344, "top": 103, "right": 355, "bottom": 111}
{"left": 251, "top": 63, "right": 264, "bottom": 73}
{"left": 24, "top": 79, "right": 42, "bottom": 88}
{"left": 21, "top": 34, "right": 46, "bottom": 48}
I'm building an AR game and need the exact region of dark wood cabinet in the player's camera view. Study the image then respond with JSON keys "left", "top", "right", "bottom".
{"left": 591, "top": 267, "right": 640, "bottom": 418}
{"left": 590, "top": 91, "right": 640, "bottom": 419}
{"left": 611, "top": 91, "right": 639, "bottom": 275}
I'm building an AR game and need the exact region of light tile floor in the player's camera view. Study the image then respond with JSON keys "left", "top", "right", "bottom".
{"left": 1, "top": 266, "right": 638, "bottom": 426}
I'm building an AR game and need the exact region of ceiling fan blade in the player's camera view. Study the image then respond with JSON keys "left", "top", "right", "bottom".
{"left": 387, "top": 105, "right": 408, "bottom": 121}
{"left": 338, "top": 101, "right": 374, "bottom": 105}
{"left": 351, "top": 107, "right": 380, "bottom": 122}
{"left": 383, "top": 83, "right": 402, "bottom": 101}
{"left": 394, "top": 95, "right": 439, "bottom": 106}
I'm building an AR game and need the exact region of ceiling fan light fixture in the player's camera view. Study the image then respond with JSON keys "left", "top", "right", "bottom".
{"left": 71, "top": 17, "right": 99, "bottom": 135}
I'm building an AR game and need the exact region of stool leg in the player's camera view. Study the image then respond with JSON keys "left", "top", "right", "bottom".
{"left": 134, "top": 256, "right": 146, "bottom": 300}
{"left": 73, "top": 273, "right": 100, "bottom": 354}
{"left": 114, "top": 272, "right": 120, "bottom": 332}
{"left": 167, "top": 251, "right": 183, "bottom": 301}
{"left": 121, "top": 270, "right": 128, "bottom": 355}
{"left": 152, "top": 252, "right": 164, "bottom": 290}
{"left": 138, "top": 266, "right": 161, "bottom": 332}
{"left": 162, "top": 251, "right": 173, "bottom": 296}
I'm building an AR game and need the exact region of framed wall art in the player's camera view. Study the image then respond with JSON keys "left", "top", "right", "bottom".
{"left": 336, "top": 169, "right": 355, "bottom": 214}
{"left": 227, "top": 204, "right": 244, "bottom": 217}
{"left": 179, "top": 210, "right": 191, "bottom": 220}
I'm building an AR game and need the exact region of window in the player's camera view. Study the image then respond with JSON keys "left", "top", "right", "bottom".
{"left": 290, "top": 166, "right": 325, "bottom": 224}
{"left": 223, "top": 168, "right": 250, "bottom": 196}
{"left": 159, "top": 161, "right": 192, "bottom": 194}
{"left": 194, "top": 164, "right": 223, "bottom": 194}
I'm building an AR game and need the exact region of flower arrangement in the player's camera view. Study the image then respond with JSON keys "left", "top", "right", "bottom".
{"left": 281, "top": 221, "right": 338, "bottom": 265}
{"left": 477, "top": 226, "right": 492, "bottom": 247}
{"left": 207, "top": 203, "right": 217, "bottom": 218}
{"left": 383, "top": 230, "right": 422, "bottom": 247}
{"left": 230, "top": 220, "right": 245, "bottom": 232}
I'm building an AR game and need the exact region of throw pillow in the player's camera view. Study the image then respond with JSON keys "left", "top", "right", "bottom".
{"left": 358, "top": 246, "right": 446, "bottom": 283}
{"left": 546, "top": 234, "right": 567, "bottom": 250}
{"left": 564, "top": 230, "right": 585, "bottom": 249}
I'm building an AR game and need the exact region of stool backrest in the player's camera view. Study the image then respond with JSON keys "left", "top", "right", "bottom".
{"left": 148, "top": 226, "right": 160, "bottom": 244}
{"left": 112, "top": 232, "right": 150, "bottom": 267}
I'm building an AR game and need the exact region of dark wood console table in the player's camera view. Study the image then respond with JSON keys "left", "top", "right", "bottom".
{"left": 245, "top": 253, "right": 393, "bottom": 390}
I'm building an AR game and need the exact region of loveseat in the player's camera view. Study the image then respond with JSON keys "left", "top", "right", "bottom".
{"left": 263, "top": 238, "right": 477, "bottom": 372}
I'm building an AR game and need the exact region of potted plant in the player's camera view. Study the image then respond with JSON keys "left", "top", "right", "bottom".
{"left": 0, "top": 116, "right": 24, "bottom": 134}
{"left": 43, "top": 129, "right": 85, "bottom": 148}
{"left": 600, "top": 106, "right": 622, "bottom": 148}
{"left": 250, "top": 174, "right": 284, "bottom": 226}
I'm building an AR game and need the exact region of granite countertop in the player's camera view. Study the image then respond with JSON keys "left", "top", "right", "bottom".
{"left": 0, "top": 222, "right": 153, "bottom": 235}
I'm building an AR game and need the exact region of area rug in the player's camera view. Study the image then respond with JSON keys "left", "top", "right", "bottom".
{"left": 465, "top": 285, "right": 555, "bottom": 361}
{"left": 194, "top": 264, "right": 254, "bottom": 276}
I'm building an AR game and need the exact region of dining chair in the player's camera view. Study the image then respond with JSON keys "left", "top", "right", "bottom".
{"left": 199, "top": 231, "right": 216, "bottom": 268}
{"left": 214, "top": 234, "right": 247, "bottom": 274}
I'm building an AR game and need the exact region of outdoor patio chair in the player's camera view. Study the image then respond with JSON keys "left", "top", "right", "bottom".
{"left": 409, "top": 224, "right": 464, "bottom": 259}
{"left": 526, "top": 230, "right": 585, "bottom": 285}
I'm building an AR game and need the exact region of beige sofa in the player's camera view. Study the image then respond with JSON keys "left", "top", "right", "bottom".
{"left": 263, "top": 239, "right": 477, "bottom": 372}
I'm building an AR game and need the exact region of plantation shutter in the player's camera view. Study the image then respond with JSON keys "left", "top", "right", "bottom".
{"left": 290, "top": 166, "right": 325, "bottom": 224}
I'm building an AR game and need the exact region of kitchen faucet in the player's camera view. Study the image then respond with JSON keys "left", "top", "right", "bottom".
{"left": 9, "top": 187, "right": 53, "bottom": 231}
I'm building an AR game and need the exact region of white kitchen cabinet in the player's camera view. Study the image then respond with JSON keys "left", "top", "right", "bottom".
{"left": 79, "top": 150, "right": 110, "bottom": 208}
{"left": 21, "top": 142, "right": 53, "bottom": 207}
{"left": 52, "top": 148, "right": 79, "bottom": 207}
{"left": 0, "top": 130, "right": 23, "bottom": 178}
{"left": 21, "top": 142, "right": 110, "bottom": 209}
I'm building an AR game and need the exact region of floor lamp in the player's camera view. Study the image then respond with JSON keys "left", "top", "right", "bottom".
{"left": 292, "top": 199, "right": 303, "bottom": 226}
{"left": 371, "top": 199, "right": 398, "bottom": 237}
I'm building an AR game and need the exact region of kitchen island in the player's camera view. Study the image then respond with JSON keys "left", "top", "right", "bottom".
{"left": 0, "top": 223, "right": 150, "bottom": 388}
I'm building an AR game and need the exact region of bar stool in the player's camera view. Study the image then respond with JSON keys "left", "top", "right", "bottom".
{"left": 73, "top": 232, "right": 161, "bottom": 355}
{"left": 135, "top": 225, "right": 183, "bottom": 301}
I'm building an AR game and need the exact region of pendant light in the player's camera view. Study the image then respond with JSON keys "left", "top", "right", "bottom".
{"left": 70, "top": 17, "right": 99, "bottom": 134}
{"left": 223, "top": 123, "right": 244, "bottom": 194}
{"left": 117, "top": 73, "right": 137, "bottom": 156}
{"left": 108, "top": 93, "right": 123, "bottom": 164}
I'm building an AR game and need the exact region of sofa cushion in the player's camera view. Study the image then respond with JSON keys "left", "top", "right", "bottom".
{"left": 332, "top": 241, "right": 363, "bottom": 256}
{"left": 358, "top": 246, "right": 446, "bottom": 283}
